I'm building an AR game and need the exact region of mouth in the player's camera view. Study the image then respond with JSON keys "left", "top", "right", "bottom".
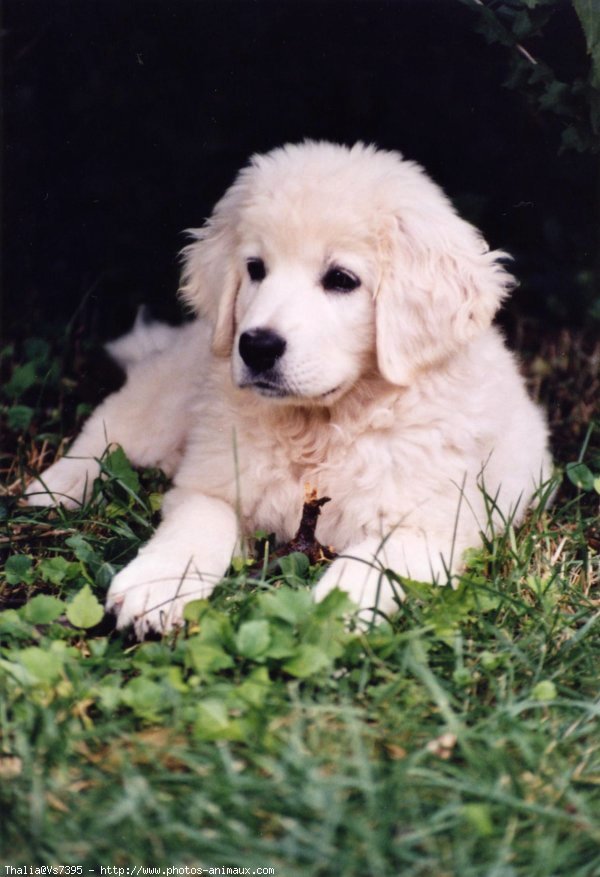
{"left": 251, "top": 380, "right": 291, "bottom": 398}
{"left": 240, "top": 379, "right": 343, "bottom": 401}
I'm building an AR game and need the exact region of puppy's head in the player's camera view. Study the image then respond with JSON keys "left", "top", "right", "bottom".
{"left": 180, "top": 142, "right": 513, "bottom": 401}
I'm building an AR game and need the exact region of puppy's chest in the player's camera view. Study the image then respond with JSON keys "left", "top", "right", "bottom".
{"left": 236, "top": 418, "right": 392, "bottom": 544}
{"left": 237, "top": 411, "right": 482, "bottom": 548}
{"left": 189, "top": 393, "right": 480, "bottom": 547}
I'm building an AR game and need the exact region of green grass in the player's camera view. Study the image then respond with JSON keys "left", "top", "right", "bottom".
{"left": 1, "top": 331, "right": 599, "bottom": 875}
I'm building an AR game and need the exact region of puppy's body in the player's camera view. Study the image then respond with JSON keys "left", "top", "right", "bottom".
{"left": 26, "top": 142, "right": 551, "bottom": 635}
{"left": 178, "top": 324, "right": 543, "bottom": 548}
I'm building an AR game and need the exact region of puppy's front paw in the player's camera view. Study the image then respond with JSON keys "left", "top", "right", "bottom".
{"left": 25, "top": 456, "right": 99, "bottom": 509}
{"left": 313, "top": 556, "right": 404, "bottom": 620}
{"left": 105, "top": 553, "right": 217, "bottom": 638}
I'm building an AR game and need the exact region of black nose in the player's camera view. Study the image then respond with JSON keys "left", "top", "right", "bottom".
{"left": 239, "top": 328, "right": 286, "bottom": 374}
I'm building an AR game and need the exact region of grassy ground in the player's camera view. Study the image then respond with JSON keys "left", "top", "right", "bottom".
{"left": 0, "top": 324, "right": 599, "bottom": 876}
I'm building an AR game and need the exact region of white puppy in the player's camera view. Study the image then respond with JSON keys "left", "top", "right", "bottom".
{"left": 26, "top": 141, "right": 552, "bottom": 637}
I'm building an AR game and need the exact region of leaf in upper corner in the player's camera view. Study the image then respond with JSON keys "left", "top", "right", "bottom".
{"left": 573, "top": 0, "right": 600, "bottom": 88}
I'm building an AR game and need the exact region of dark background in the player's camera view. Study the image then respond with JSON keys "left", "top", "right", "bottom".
{"left": 2, "top": 0, "right": 597, "bottom": 342}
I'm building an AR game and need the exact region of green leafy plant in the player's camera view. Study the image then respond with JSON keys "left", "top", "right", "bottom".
{"left": 461, "top": 0, "right": 600, "bottom": 153}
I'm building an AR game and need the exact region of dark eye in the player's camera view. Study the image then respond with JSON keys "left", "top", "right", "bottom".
{"left": 321, "top": 266, "right": 361, "bottom": 293}
{"left": 247, "top": 258, "right": 266, "bottom": 283}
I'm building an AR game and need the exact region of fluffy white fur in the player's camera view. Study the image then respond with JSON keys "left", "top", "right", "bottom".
{"left": 26, "top": 141, "right": 552, "bottom": 637}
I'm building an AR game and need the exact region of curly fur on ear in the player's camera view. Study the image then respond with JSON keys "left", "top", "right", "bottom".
{"left": 375, "top": 186, "right": 515, "bottom": 386}
{"left": 179, "top": 179, "right": 247, "bottom": 357}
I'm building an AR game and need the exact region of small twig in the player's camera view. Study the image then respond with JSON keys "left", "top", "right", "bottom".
{"left": 0, "top": 527, "right": 78, "bottom": 544}
{"left": 472, "top": 0, "right": 539, "bottom": 66}
{"left": 270, "top": 485, "right": 337, "bottom": 565}
{"left": 550, "top": 536, "right": 567, "bottom": 566}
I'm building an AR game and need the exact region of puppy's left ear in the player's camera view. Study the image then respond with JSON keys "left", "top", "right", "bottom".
{"left": 179, "top": 186, "right": 243, "bottom": 357}
{"left": 375, "top": 206, "right": 514, "bottom": 385}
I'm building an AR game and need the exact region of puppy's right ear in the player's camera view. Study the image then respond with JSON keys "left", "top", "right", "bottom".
{"left": 179, "top": 194, "right": 241, "bottom": 357}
